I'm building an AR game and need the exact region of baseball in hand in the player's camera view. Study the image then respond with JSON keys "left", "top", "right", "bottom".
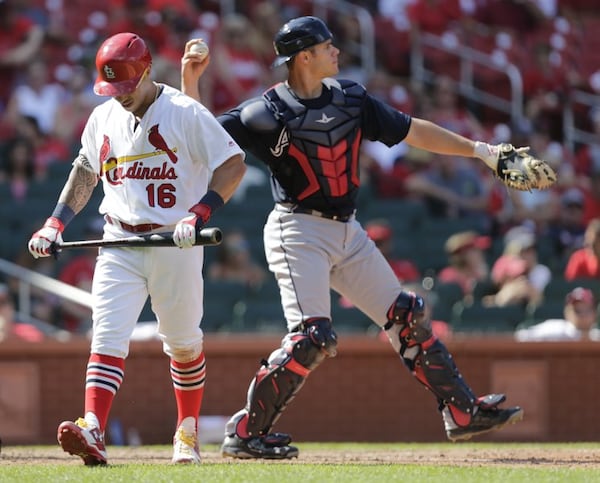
{"left": 190, "top": 40, "right": 209, "bottom": 60}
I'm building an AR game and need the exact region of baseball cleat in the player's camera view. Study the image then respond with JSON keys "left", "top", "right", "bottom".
{"left": 221, "top": 433, "right": 299, "bottom": 459}
{"left": 172, "top": 425, "right": 201, "bottom": 464}
{"left": 57, "top": 418, "right": 107, "bottom": 465}
{"left": 446, "top": 404, "right": 524, "bottom": 442}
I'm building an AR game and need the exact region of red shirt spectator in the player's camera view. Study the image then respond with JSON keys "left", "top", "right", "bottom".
{"left": 564, "top": 218, "right": 600, "bottom": 280}
{"left": 0, "top": 2, "right": 44, "bottom": 110}
{"left": 437, "top": 231, "right": 491, "bottom": 296}
{"left": 407, "top": 0, "right": 462, "bottom": 35}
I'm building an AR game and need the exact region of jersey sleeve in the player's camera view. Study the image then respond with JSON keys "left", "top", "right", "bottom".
{"left": 217, "top": 103, "right": 259, "bottom": 150}
{"left": 187, "top": 103, "right": 245, "bottom": 171}
{"left": 361, "top": 94, "right": 412, "bottom": 147}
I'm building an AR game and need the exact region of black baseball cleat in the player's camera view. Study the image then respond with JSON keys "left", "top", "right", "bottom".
{"left": 446, "top": 394, "right": 524, "bottom": 442}
{"left": 221, "top": 433, "right": 299, "bottom": 459}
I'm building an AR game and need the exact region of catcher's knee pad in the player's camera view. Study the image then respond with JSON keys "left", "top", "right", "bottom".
{"left": 241, "top": 318, "right": 337, "bottom": 437}
{"left": 385, "top": 292, "right": 476, "bottom": 413}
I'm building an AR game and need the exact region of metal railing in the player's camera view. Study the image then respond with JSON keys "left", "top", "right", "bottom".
{"left": 0, "top": 258, "right": 92, "bottom": 334}
{"left": 563, "top": 89, "right": 600, "bottom": 153}
{"left": 410, "top": 30, "right": 524, "bottom": 123}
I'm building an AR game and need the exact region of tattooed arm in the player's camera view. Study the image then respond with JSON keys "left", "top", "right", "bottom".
{"left": 28, "top": 156, "right": 99, "bottom": 258}
{"left": 57, "top": 155, "right": 99, "bottom": 215}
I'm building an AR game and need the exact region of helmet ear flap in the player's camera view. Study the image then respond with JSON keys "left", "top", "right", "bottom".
{"left": 93, "top": 32, "right": 152, "bottom": 96}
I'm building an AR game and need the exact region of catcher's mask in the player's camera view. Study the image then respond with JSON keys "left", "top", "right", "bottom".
{"left": 272, "top": 16, "right": 333, "bottom": 68}
{"left": 94, "top": 32, "right": 152, "bottom": 97}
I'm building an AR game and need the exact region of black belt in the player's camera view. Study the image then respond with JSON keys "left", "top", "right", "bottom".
{"left": 277, "top": 204, "right": 354, "bottom": 222}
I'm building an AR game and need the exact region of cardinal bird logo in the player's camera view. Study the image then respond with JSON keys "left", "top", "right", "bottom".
{"left": 148, "top": 124, "right": 177, "bottom": 163}
{"left": 99, "top": 134, "right": 111, "bottom": 164}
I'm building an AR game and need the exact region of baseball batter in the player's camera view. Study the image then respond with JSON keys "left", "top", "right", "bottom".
{"left": 28, "top": 33, "right": 246, "bottom": 465}
{"left": 181, "top": 16, "right": 529, "bottom": 460}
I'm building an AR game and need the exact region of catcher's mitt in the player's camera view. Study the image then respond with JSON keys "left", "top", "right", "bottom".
{"left": 495, "top": 143, "right": 557, "bottom": 191}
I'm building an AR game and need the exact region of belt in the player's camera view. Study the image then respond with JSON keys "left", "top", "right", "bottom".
{"left": 276, "top": 203, "right": 354, "bottom": 222}
{"left": 105, "top": 215, "right": 164, "bottom": 233}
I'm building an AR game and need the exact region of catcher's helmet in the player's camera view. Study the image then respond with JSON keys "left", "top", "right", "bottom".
{"left": 272, "top": 16, "right": 333, "bottom": 68}
{"left": 94, "top": 32, "right": 152, "bottom": 96}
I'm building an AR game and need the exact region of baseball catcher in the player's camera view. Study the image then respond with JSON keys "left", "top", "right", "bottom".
{"left": 474, "top": 142, "right": 557, "bottom": 191}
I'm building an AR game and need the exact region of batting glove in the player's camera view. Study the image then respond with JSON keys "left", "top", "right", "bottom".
{"left": 474, "top": 141, "right": 529, "bottom": 171}
{"left": 173, "top": 204, "right": 210, "bottom": 249}
{"left": 28, "top": 217, "right": 64, "bottom": 258}
{"left": 173, "top": 191, "right": 224, "bottom": 249}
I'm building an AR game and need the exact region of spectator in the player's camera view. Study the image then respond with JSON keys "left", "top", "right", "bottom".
{"left": 0, "top": 0, "right": 45, "bottom": 112}
{"left": 488, "top": 227, "right": 551, "bottom": 308}
{"left": 408, "top": 0, "right": 463, "bottom": 36}
{"left": 3, "top": 59, "right": 66, "bottom": 137}
{"left": 0, "top": 135, "right": 37, "bottom": 202}
{"left": 472, "top": 0, "right": 545, "bottom": 37}
{"left": 404, "top": 153, "right": 490, "bottom": 229}
{"left": 564, "top": 218, "right": 600, "bottom": 280}
{"left": 580, "top": 171, "right": 600, "bottom": 226}
{"left": 210, "top": 13, "right": 271, "bottom": 114}
{"left": 573, "top": 106, "right": 600, "bottom": 178}
{"left": 339, "top": 218, "right": 422, "bottom": 309}
{"left": 515, "top": 287, "right": 600, "bottom": 341}
{"left": 546, "top": 187, "right": 586, "bottom": 262}
{"left": 57, "top": 217, "right": 103, "bottom": 334}
{"left": 207, "top": 229, "right": 267, "bottom": 290}
{"left": 365, "top": 218, "right": 421, "bottom": 282}
{"left": 427, "top": 76, "right": 486, "bottom": 140}
{"left": 505, "top": 130, "right": 563, "bottom": 231}
{"left": 0, "top": 282, "right": 45, "bottom": 342}
{"left": 53, "top": 66, "right": 101, "bottom": 155}
{"left": 437, "top": 230, "right": 491, "bottom": 298}
{"left": 248, "top": 1, "right": 285, "bottom": 67}
{"left": 108, "top": 0, "right": 168, "bottom": 53}
{"left": 12, "top": 114, "right": 70, "bottom": 178}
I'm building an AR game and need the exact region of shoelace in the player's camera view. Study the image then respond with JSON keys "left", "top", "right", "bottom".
{"left": 75, "top": 417, "right": 89, "bottom": 429}
{"left": 175, "top": 427, "right": 197, "bottom": 454}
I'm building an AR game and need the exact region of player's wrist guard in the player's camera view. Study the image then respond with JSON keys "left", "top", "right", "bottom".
{"left": 189, "top": 190, "right": 224, "bottom": 228}
{"left": 50, "top": 202, "right": 75, "bottom": 228}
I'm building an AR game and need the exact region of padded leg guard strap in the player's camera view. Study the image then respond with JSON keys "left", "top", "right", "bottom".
{"left": 237, "top": 319, "right": 337, "bottom": 438}
{"left": 386, "top": 292, "right": 476, "bottom": 416}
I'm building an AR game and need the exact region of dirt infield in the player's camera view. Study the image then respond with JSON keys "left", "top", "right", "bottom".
{"left": 3, "top": 445, "right": 600, "bottom": 468}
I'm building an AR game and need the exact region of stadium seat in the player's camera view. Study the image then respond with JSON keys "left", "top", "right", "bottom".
{"left": 452, "top": 301, "right": 526, "bottom": 333}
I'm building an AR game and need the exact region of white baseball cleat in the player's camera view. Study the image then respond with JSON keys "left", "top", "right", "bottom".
{"left": 57, "top": 417, "right": 107, "bottom": 465}
{"left": 172, "top": 424, "right": 201, "bottom": 464}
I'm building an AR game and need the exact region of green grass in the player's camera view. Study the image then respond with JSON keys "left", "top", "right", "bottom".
{"left": 2, "top": 442, "right": 600, "bottom": 483}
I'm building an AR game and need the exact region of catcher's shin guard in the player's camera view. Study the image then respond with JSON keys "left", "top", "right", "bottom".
{"left": 236, "top": 318, "right": 337, "bottom": 438}
{"left": 384, "top": 291, "right": 477, "bottom": 422}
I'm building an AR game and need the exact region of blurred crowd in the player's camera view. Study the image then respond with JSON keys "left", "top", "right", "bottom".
{"left": 1, "top": 0, "right": 600, "bottom": 340}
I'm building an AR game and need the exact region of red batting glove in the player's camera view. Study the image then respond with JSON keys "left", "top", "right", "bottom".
{"left": 28, "top": 217, "right": 64, "bottom": 258}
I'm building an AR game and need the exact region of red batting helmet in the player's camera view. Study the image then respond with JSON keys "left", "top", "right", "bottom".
{"left": 94, "top": 32, "right": 152, "bottom": 96}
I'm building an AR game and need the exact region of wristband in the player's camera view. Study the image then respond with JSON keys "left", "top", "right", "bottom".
{"left": 198, "top": 190, "right": 225, "bottom": 212}
{"left": 188, "top": 190, "right": 225, "bottom": 225}
{"left": 51, "top": 202, "right": 75, "bottom": 228}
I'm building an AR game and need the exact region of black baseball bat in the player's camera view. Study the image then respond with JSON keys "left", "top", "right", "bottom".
{"left": 54, "top": 227, "right": 223, "bottom": 250}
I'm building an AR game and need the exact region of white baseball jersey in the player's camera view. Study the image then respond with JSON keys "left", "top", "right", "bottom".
{"left": 78, "top": 83, "right": 243, "bottom": 227}
{"left": 75, "top": 83, "right": 244, "bottom": 359}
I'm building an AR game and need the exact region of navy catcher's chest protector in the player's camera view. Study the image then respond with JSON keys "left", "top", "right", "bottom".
{"left": 263, "top": 79, "right": 367, "bottom": 214}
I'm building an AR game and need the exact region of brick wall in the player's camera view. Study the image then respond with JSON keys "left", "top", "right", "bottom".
{"left": 1, "top": 334, "right": 598, "bottom": 445}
